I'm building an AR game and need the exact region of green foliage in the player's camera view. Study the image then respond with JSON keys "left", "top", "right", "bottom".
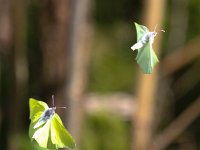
{"left": 187, "top": 0, "right": 200, "bottom": 40}
{"left": 11, "top": 134, "right": 47, "bottom": 150}
{"left": 89, "top": 24, "right": 136, "bottom": 93}
{"left": 131, "top": 22, "right": 159, "bottom": 74}
{"left": 80, "top": 112, "right": 131, "bottom": 150}
{"left": 29, "top": 98, "right": 76, "bottom": 149}
{"left": 94, "top": 0, "right": 142, "bottom": 25}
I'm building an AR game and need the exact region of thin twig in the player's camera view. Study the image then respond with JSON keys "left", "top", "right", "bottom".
{"left": 161, "top": 36, "right": 200, "bottom": 77}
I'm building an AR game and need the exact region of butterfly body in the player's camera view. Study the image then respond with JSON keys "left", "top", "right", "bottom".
{"left": 29, "top": 98, "right": 76, "bottom": 149}
{"left": 131, "top": 31, "right": 157, "bottom": 51}
{"left": 34, "top": 107, "right": 56, "bottom": 129}
{"left": 40, "top": 107, "right": 56, "bottom": 122}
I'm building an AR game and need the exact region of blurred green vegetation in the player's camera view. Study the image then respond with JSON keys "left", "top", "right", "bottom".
{"left": 80, "top": 112, "right": 131, "bottom": 150}
{"left": 11, "top": 134, "right": 47, "bottom": 150}
{"left": 188, "top": 0, "right": 200, "bottom": 40}
{"left": 88, "top": 0, "right": 141, "bottom": 93}
{"left": 89, "top": 24, "right": 137, "bottom": 93}
{"left": 94, "top": 0, "right": 141, "bottom": 25}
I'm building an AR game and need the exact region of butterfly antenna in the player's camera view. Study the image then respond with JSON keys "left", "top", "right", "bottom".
{"left": 57, "top": 106, "right": 66, "bottom": 109}
{"left": 154, "top": 24, "right": 158, "bottom": 32}
{"left": 154, "top": 24, "right": 165, "bottom": 33}
{"left": 52, "top": 95, "right": 66, "bottom": 109}
{"left": 52, "top": 95, "right": 55, "bottom": 107}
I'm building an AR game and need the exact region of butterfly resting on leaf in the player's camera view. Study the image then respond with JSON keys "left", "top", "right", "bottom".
{"left": 131, "top": 22, "right": 164, "bottom": 74}
{"left": 29, "top": 96, "right": 76, "bottom": 149}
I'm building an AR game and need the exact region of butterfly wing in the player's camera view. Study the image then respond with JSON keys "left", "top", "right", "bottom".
{"left": 50, "top": 113, "right": 76, "bottom": 149}
{"left": 29, "top": 98, "right": 75, "bottom": 149}
{"left": 31, "top": 120, "right": 51, "bottom": 148}
{"left": 131, "top": 23, "right": 149, "bottom": 51}
{"left": 29, "top": 98, "right": 49, "bottom": 143}
{"left": 29, "top": 98, "right": 49, "bottom": 123}
{"left": 135, "top": 22, "right": 149, "bottom": 41}
{"left": 136, "top": 40, "right": 159, "bottom": 74}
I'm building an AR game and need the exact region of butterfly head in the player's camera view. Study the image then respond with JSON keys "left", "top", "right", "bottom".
{"left": 45, "top": 107, "right": 56, "bottom": 117}
{"left": 150, "top": 24, "right": 165, "bottom": 39}
{"left": 153, "top": 24, "right": 165, "bottom": 34}
{"left": 152, "top": 31, "right": 157, "bottom": 37}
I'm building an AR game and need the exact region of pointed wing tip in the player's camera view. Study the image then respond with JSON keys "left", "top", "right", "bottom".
{"left": 29, "top": 98, "right": 38, "bottom": 105}
{"left": 137, "top": 63, "right": 154, "bottom": 74}
{"left": 144, "top": 71, "right": 153, "bottom": 74}
{"left": 29, "top": 98, "right": 34, "bottom": 102}
{"left": 141, "top": 69, "right": 153, "bottom": 74}
{"left": 134, "top": 22, "right": 139, "bottom": 28}
{"left": 69, "top": 143, "right": 76, "bottom": 149}
{"left": 134, "top": 22, "right": 139, "bottom": 25}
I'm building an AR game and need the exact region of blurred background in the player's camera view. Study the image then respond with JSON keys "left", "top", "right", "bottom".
{"left": 0, "top": 0, "right": 200, "bottom": 150}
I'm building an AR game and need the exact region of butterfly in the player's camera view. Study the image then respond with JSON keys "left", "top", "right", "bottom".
{"left": 131, "top": 22, "right": 164, "bottom": 74}
{"left": 29, "top": 96, "right": 76, "bottom": 149}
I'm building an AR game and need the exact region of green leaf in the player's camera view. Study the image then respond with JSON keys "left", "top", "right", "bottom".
{"left": 29, "top": 98, "right": 76, "bottom": 149}
{"left": 131, "top": 22, "right": 159, "bottom": 74}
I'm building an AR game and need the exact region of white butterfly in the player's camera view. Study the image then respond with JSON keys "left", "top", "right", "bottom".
{"left": 130, "top": 22, "right": 165, "bottom": 74}
{"left": 131, "top": 25, "right": 158, "bottom": 51}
